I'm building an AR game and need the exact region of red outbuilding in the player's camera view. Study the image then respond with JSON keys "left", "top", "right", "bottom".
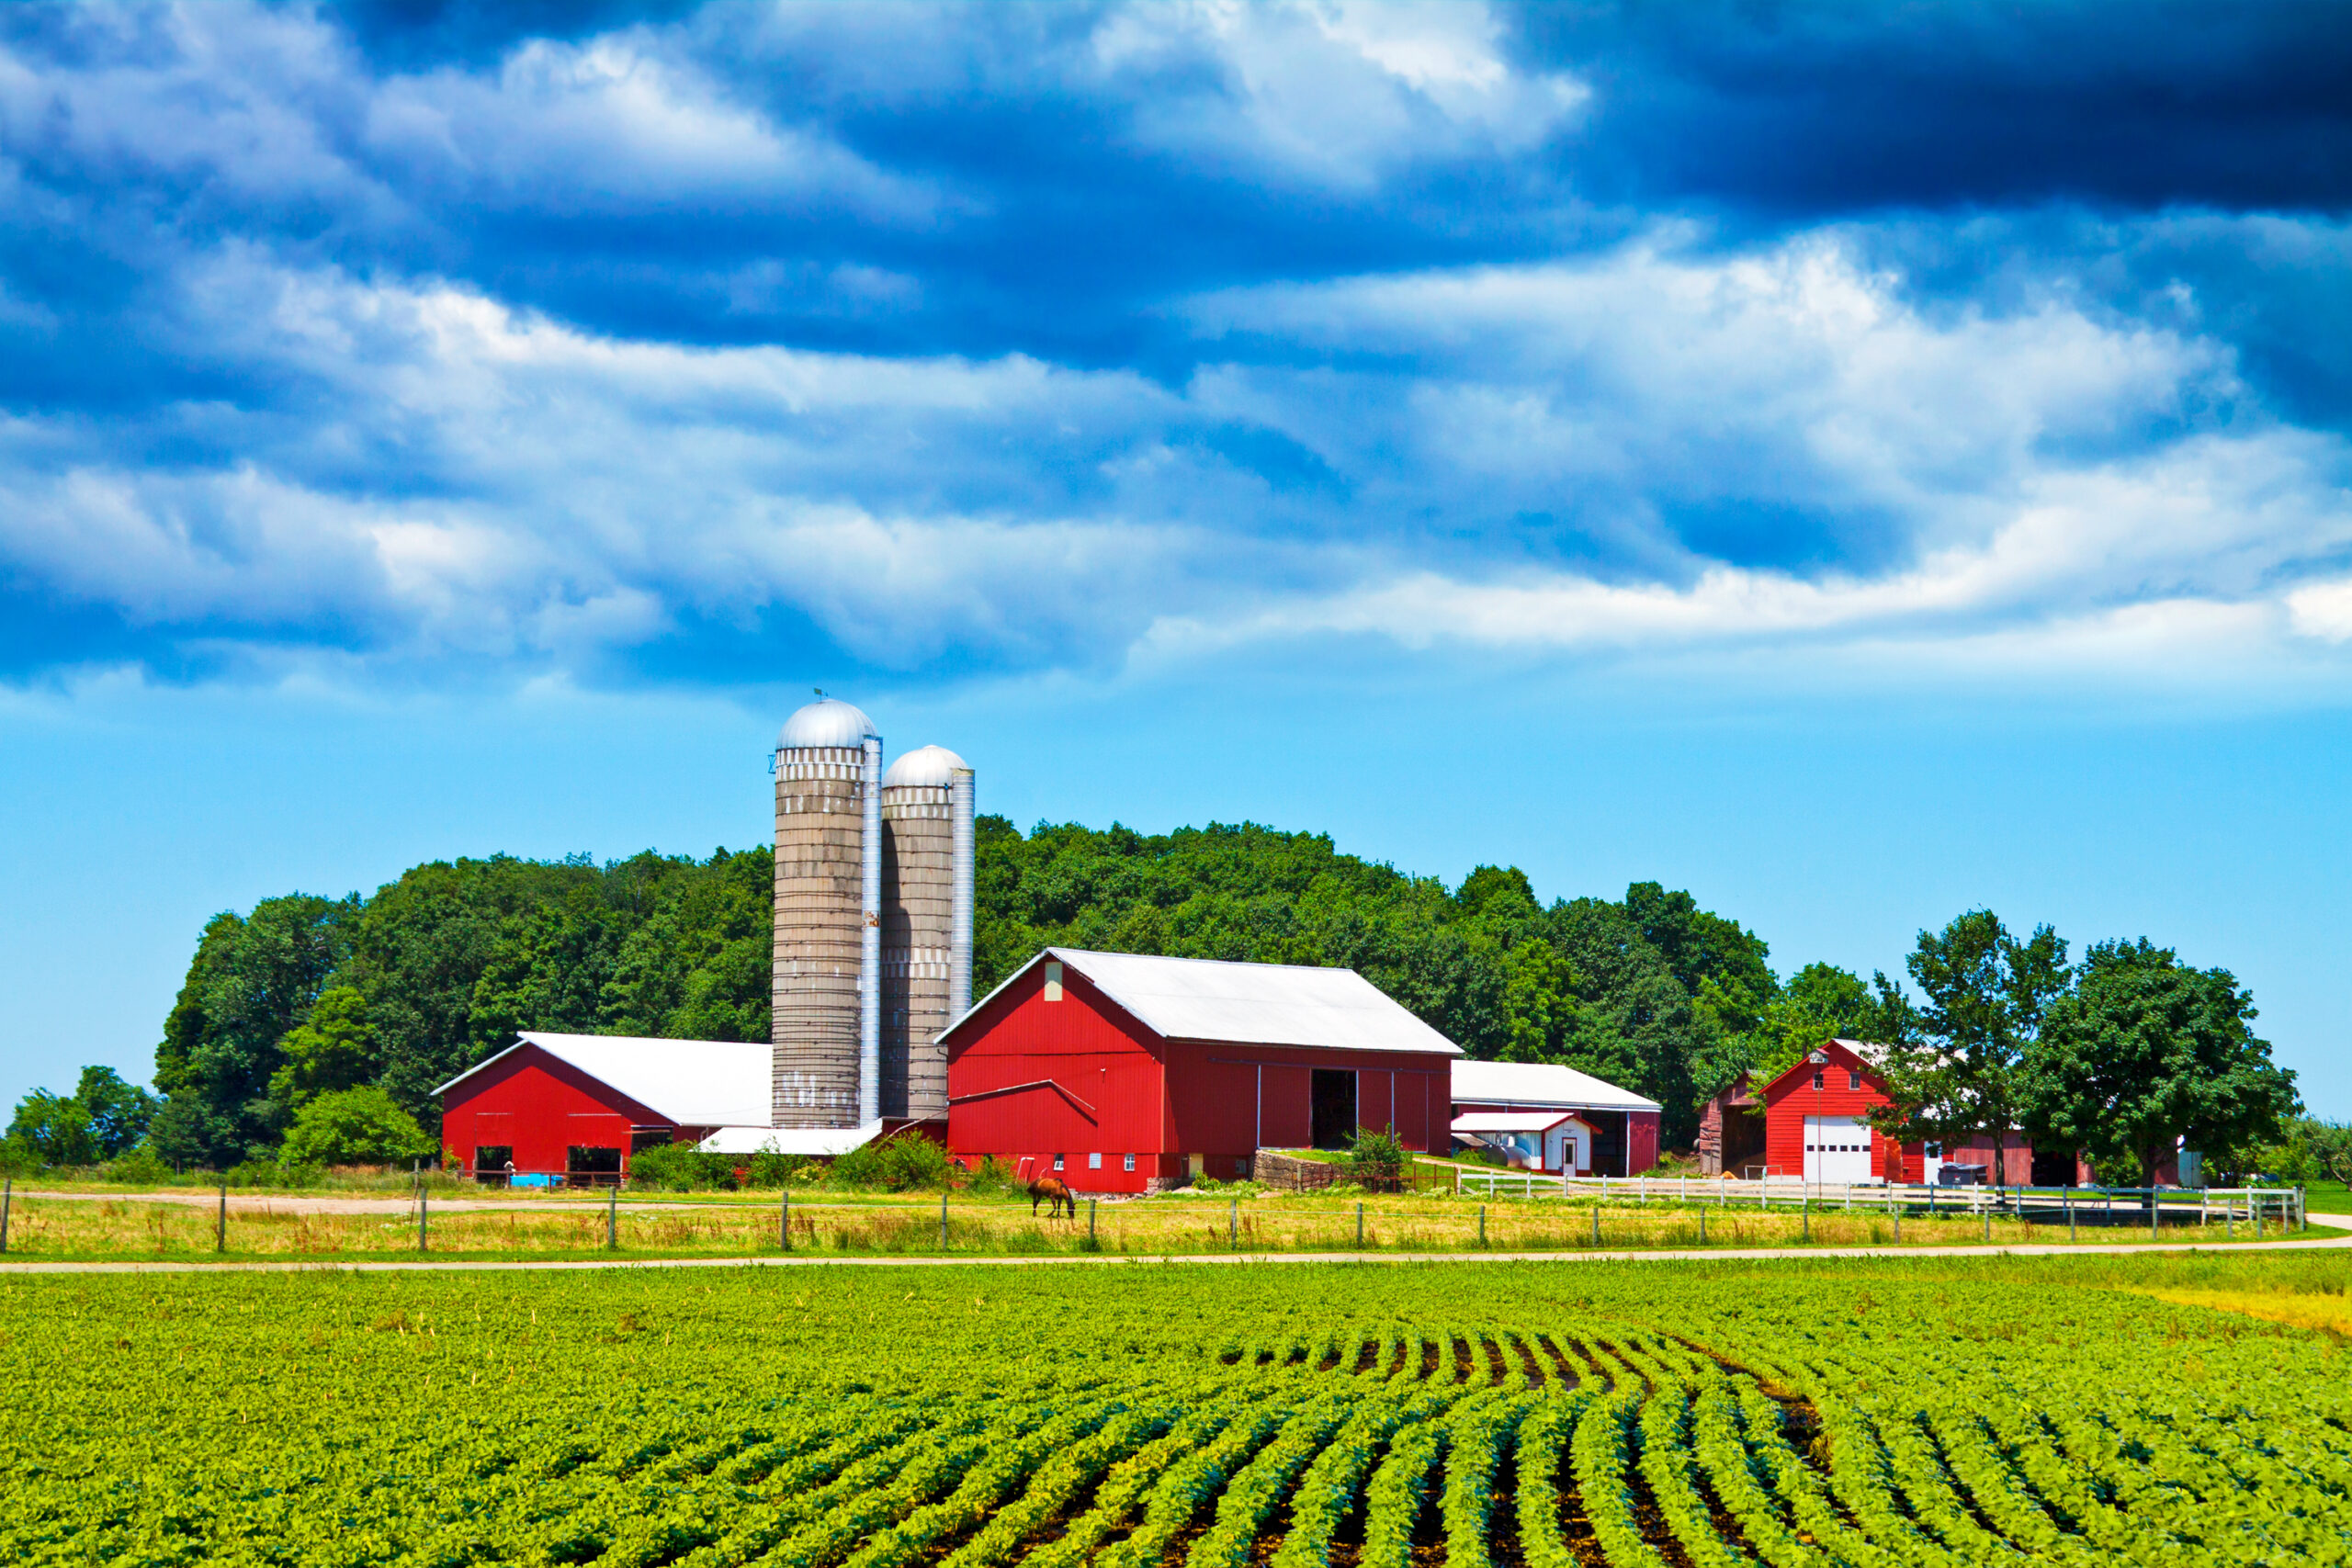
{"left": 436, "top": 1032, "right": 776, "bottom": 1184}
{"left": 942, "top": 948, "right": 1464, "bottom": 1192}
{"left": 1758, "top": 1038, "right": 2087, "bottom": 1185}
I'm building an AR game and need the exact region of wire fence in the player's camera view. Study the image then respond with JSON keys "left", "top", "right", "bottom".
{"left": 1450, "top": 1168, "right": 2306, "bottom": 1230}
{"left": 0, "top": 1175, "right": 2319, "bottom": 1260}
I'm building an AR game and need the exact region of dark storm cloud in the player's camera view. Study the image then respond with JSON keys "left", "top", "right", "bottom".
{"left": 1514, "top": 1, "right": 2352, "bottom": 217}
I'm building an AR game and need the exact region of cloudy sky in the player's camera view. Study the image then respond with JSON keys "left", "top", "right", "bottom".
{"left": 4, "top": 1, "right": 2350, "bottom": 1115}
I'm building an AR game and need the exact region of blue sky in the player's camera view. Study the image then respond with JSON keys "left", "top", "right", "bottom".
{"left": 3, "top": 1, "right": 2349, "bottom": 1117}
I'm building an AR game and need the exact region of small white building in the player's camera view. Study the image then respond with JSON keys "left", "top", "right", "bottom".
{"left": 1450, "top": 1059, "right": 1664, "bottom": 1176}
{"left": 1450, "top": 1109, "right": 1599, "bottom": 1174}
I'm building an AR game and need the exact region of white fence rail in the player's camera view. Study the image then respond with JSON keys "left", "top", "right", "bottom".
{"left": 1447, "top": 1168, "right": 2305, "bottom": 1230}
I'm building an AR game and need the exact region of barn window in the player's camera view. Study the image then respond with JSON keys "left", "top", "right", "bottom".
{"left": 1812, "top": 1071, "right": 1825, "bottom": 1090}
{"left": 1044, "top": 961, "right": 1064, "bottom": 1001}
{"left": 1123, "top": 1154, "right": 1136, "bottom": 1172}
{"left": 1052, "top": 1154, "right": 1065, "bottom": 1171}
{"left": 1848, "top": 1070, "right": 1861, "bottom": 1090}
{"left": 1088, "top": 1152, "right": 1102, "bottom": 1169}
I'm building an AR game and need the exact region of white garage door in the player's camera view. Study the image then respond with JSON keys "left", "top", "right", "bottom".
{"left": 1804, "top": 1116, "right": 1873, "bottom": 1183}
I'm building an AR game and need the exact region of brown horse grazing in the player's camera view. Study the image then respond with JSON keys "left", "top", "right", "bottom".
{"left": 1028, "top": 1176, "right": 1077, "bottom": 1219}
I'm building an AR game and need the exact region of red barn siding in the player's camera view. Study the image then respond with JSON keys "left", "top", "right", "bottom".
{"left": 944, "top": 961, "right": 1168, "bottom": 1190}
{"left": 439, "top": 1045, "right": 681, "bottom": 1178}
{"left": 1760, "top": 1040, "right": 1890, "bottom": 1177}
{"left": 1626, "top": 1111, "right": 1659, "bottom": 1175}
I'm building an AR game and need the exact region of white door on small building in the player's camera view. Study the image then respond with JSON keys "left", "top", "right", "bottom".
{"left": 1804, "top": 1116, "right": 1873, "bottom": 1183}
{"left": 1546, "top": 1128, "right": 1582, "bottom": 1172}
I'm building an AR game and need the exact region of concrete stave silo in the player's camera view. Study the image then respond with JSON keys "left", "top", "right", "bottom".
{"left": 880, "top": 744, "right": 967, "bottom": 1121}
{"left": 772, "top": 697, "right": 881, "bottom": 1127}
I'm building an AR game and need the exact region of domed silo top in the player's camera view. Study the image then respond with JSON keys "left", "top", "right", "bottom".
{"left": 882, "top": 744, "right": 969, "bottom": 788}
{"left": 777, "top": 696, "right": 877, "bottom": 750}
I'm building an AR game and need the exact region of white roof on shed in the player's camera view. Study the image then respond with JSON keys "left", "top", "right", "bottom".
{"left": 1451, "top": 1059, "right": 1660, "bottom": 1112}
{"left": 954, "top": 947, "right": 1463, "bottom": 1056}
{"left": 435, "top": 1032, "right": 771, "bottom": 1127}
{"left": 1453, "top": 1110, "right": 1590, "bottom": 1134}
{"left": 696, "top": 1122, "right": 882, "bottom": 1156}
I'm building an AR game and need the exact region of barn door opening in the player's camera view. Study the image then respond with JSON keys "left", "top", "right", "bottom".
{"left": 1310, "top": 1070, "right": 1357, "bottom": 1150}
{"left": 567, "top": 1145, "right": 622, "bottom": 1188}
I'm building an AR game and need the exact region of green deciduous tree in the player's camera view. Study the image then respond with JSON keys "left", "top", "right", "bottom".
{"left": 278, "top": 1086, "right": 439, "bottom": 1168}
{"left": 6, "top": 1066, "right": 159, "bottom": 1167}
{"left": 2023, "top": 939, "right": 2298, "bottom": 1187}
{"left": 265, "top": 986, "right": 379, "bottom": 1123}
{"left": 1869, "top": 909, "right": 2069, "bottom": 1186}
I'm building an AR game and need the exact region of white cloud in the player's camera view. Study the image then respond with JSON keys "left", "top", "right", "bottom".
{"left": 3, "top": 225, "right": 2349, "bottom": 695}
{"left": 1089, "top": 0, "right": 1585, "bottom": 185}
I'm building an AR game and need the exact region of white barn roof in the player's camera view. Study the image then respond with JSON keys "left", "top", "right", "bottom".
{"left": 1452, "top": 1059, "right": 1660, "bottom": 1113}
{"left": 696, "top": 1122, "right": 882, "bottom": 1156}
{"left": 435, "top": 1032, "right": 771, "bottom": 1127}
{"left": 953, "top": 948, "right": 1464, "bottom": 1056}
{"left": 1453, "top": 1110, "right": 1590, "bottom": 1134}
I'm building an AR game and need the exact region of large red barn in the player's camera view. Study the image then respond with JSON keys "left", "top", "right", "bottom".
{"left": 943, "top": 948, "right": 1464, "bottom": 1192}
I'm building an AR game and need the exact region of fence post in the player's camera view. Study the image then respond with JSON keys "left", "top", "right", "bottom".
{"left": 1982, "top": 1201, "right": 1990, "bottom": 1244}
{"left": 940, "top": 1190, "right": 949, "bottom": 1250}
{"left": 2067, "top": 1190, "right": 2075, "bottom": 1243}
{"left": 1892, "top": 1204, "right": 1899, "bottom": 1244}
{"left": 781, "top": 1189, "right": 790, "bottom": 1251}
{"left": 606, "top": 1185, "right": 617, "bottom": 1250}
{"left": 1088, "top": 1198, "right": 1096, "bottom": 1247}
{"left": 1801, "top": 1194, "right": 1809, "bottom": 1242}
{"left": 2150, "top": 1190, "right": 2159, "bottom": 1242}
{"left": 1699, "top": 1206, "right": 1707, "bottom": 1245}
{"left": 418, "top": 1188, "right": 428, "bottom": 1253}
{"left": 218, "top": 1183, "right": 227, "bottom": 1253}
{"left": 0, "top": 1176, "right": 9, "bottom": 1254}
{"left": 1229, "top": 1198, "right": 1238, "bottom": 1249}
{"left": 1478, "top": 1204, "right": 1486, "bottom": 1247}
{"left": 1356, "top": 1202, "right": 1363, "bottom": 1248}
{"left": 1591, "top": 1203, "right": 1600, "bottom": 1246}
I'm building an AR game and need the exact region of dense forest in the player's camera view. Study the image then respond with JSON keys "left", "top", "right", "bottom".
{"left": 136, "top": 819, "right": 1914, "bottom": 1165}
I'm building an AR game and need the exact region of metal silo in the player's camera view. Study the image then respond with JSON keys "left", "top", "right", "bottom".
{"left": 880, "top": 744, "right": 968, "bottom": 1121}
{"left": 772, "top": 696, "right": 882, "bottom": 1127}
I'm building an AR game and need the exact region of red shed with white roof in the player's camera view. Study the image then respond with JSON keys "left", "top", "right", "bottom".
{"left": 942, "top": 948, "right": 1464, "bottom": 1192}
{"left": 1450, "top": 1059, "right": 1661, "bottom": 1175}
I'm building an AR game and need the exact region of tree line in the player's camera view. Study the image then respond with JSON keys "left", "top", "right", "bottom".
{"left": 1, "top": 818, "right": 2325, "bottom": 1179}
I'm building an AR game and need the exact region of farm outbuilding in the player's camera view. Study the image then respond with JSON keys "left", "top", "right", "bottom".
{"left": 1450, "top": 1109, "right": 1598, "bottom": 1174}
{"left": 1757, "top": 1038, "right": 2091, "bottom": 1185}
{"left": 1448, "top": 1059, "right": 1660, "bottom": 1176}
{"left": 436, "top": 1032, "right": 879, "bottom": 1184}
{"left": 941, "top": 948, "right": 1464, "bottom": 1193}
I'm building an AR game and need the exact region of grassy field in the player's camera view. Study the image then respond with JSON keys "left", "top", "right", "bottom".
{"left": 0, "top": 1186, "right": 2312, "bottom": 1262}
{"left": 3, "top": 1250, "right": 2347, "bottom": 1565}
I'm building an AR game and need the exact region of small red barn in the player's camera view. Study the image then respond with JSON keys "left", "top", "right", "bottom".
{"left": 436, "top": 1032, "right": 775, "bottom": 1183}
{"left": 942, "top": 949, "right": 1464, "bottom": 1193}
{"left": 1758, "top": 1038, "right": 2086, "bottom": 1185}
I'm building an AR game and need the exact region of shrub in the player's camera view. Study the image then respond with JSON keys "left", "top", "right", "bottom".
{"left": 1345, "top": 1126, "right": 1408, "bottom": 1190}
{"left": 278, "top": 1087, "right": 437, "bottom": 1168}
{"left": 100, "top": 1145, "right": 174, "bottom": 1185}
{"left": 628, "top": 1142, "right": 739, "bottom": 1191}
{"left": 829, "top": 1134, "right": 953, "bottom": 1191}
{"left": 743, "top": 1147, "right": 817, "bottom": 1188}
{"left": 222, "top": 1156, "right": 332, "bottom": 1189}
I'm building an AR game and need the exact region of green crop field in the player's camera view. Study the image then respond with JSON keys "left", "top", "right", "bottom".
{"left": 3, "top": 1255, "right": 2347, "bottom": 1565}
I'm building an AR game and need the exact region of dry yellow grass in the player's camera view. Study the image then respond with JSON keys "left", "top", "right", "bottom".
{"left": 2119, "top": 1286, "right": 2352, "bottom": 1338}
{"left": 0, "top": 1191, "right": 2279, "bottom": 1260}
